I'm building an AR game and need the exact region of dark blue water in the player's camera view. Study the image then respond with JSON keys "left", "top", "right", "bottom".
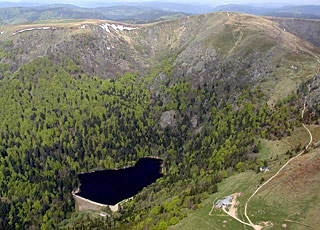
{"left": 77, "top": 158, "right": 163, "bottom": 205}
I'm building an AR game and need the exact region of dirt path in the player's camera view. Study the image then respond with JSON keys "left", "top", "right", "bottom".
{"left": 229, "top": 193, "right": 241, "bottom": 217}
{"left": 209, "top": 181, "right": 236, "bottom": 216}
{"left": 209, "top": 95, "right": 314, "bottom": 230}
{"left": 215, "top": 193, "right": 263, "bottom": 229}
{"left": 208, "top": 100, "right": 313, "bottom": 230}
{"left": 243, "top": 45, "right": 320, "bottom": 229}
{"left": 226, "top": 31, "right": 243, "bottom": 59}
{"left": 244, "top": 91, "right": 314, "bottom": 229}
{"left": 221, "top": 193, "right": 262, "bottom": 229}
{"left": 222, "top": 207, "right": 258, "bottom": 228}
{"left": 209, "top": 48, "right": 319, "bottom": 230}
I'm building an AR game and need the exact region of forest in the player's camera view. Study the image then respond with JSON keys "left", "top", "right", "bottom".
{"left": 0, "top": 55, "right": 306, "bottom": 230}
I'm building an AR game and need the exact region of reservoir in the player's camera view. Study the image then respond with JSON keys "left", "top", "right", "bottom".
{"left": 77, "top": 158, "right": 163, "bottom": 205}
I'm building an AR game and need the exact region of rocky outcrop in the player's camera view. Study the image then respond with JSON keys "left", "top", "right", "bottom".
{"left": 1, "top": 12, "right": 318, "bottom": 102}
{"left": 160, "top": 110, "right": 179, "bottom": 128}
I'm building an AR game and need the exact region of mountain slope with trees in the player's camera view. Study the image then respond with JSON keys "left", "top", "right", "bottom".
{"left": 0, "top": 12, "right": 319, "bottom": 230}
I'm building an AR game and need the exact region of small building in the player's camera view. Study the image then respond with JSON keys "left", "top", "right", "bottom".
{"left": 291, "top": 65, "right": 298, "bottom": 70}
{"left": 215, "top": 196, "right": 232, "bottom": 209}
{"left": 260, "top": 166, "right": 271, "bottom": 172}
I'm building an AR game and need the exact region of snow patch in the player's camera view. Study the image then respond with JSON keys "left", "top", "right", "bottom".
{"left": 80, "top": 25, "right": 86, "bottom": 29}
{"left": 12, "top": 26, "right": 55, "bottom": 36}
{"left": 0, "top": 31, "right": 4, "bottom": 35}
{"left": 99, "top": 23, "right": 110, "bottom": 33}
{"left": 113, "top": 24, "right": 136, "bottom": 31}
{"left": 99, "top": 23, "right": 136, "bottom": 33}
{"left": 107, "top": 46, "right": 111, "bottom": 50}
{"left": 110, "top": 24, "right": 118, "bottom": 31}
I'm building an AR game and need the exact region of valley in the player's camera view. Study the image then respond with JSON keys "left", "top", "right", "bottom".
{"left": 0, "top": 9, "right": 319, "bottom": 230}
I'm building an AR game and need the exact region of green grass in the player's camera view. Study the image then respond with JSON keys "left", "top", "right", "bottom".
{"left": 257, "top": 139, "right": 288, "bottom": 161}
{"left": 170, "top": 170, "right": 266, "bottom": 230}
{"left": 169, "top": 171, "right": 262, "bottom": 230}
{"left": 204, "top": 24, "right": 239, "bottom": 58}
{"left": 263, "top": 52, "right": 318, "bottom": 105}
{"left": 249, "top": 148, "right": 320, "bottom": 229}
{"left": 31, "top": 19, "right": 86, "bottom": 25}
{"left": 171, "top": 125, "right": 319, "bottom": 230}
{"left": 59, "top": 210, "right": 105, "bottom": 229}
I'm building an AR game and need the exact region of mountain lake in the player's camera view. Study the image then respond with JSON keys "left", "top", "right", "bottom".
{"left": 77, "top": 158, "right": 163, "bottom": 205}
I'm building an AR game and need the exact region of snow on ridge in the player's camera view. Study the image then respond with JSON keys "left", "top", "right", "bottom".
{"left": 12, "top": 26, "right": 56, "bottom": 36}
{"left": 100, "top": 23, "right": 110, "bottom": 33}
{"left": 122, "top": 26, "right": 136, "bottom": 31}
{"left": 110, "top": 24, "right": 118, "bottom": 31}
{"left": 113, "top": 24, "right": 136, "bottom": 31}
{"left": 99, "top": 23, "right": 136, "bottom": 33}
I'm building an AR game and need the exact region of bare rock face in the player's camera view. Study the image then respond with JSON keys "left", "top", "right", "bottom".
{"left": 191, "top": 116, "right": 198, "bottom": 128}
{"left": 4, "top": 24, "right": 149, "bottom": 79}
{"left": 160, "top": 110, "right": 178, "bottom": 128}
{"left": 309, "top": 75, "right": 320, "bottom": 110}
{"left": 173, "top": 45, "right": 219, "bottom": 85}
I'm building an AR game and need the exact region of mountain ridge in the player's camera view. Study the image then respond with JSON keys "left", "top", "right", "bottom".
{"left": 0, "top": 10, "right": 319, "bottom": 230}
{"left": 0, "top": 11, "right": 319, "bottom": 111}
{"left": 0, "top": 4, "right": 189, "bottom": 25}
{"left": 2, "top": 3, "right": 320, "bottom": 26}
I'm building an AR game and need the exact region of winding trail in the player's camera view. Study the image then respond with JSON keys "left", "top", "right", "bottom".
{"left": 223, "top": 194, "right": 263, "bottom": 230}
{"left": 244, "top": 83, "right": 314, "bottom": 229}
{"left": 210, "top": 98, "right": 314, "bottom": 230}
{"left": 222, "top": 207, "right": 257, "bottom": 228}
{"left": 243, "top": 43, "right": 320, "bottom": 230}
{"left": 209, "top": 181, "right": 235, "bottom": 216}
{"left": 211, "top": 98, "right": 313, "bottom": 230}
{"left": 210, "top": 44, "right": 319, "bottom": 230}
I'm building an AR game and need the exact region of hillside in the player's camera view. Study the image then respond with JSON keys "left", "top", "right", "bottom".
{"left": 270, "top": 17, "right": 320, "bottom": 48}
{"left": 1, "top": 12, "right": 319, "bottom": 97}
{"left": 0, "top": 5, "right": 189, "bottom": 25}
{"left": 170, "top": 124, "right": 320, "bottom": 230}
{"left": 2, "top": 2, "right": 320, "bottom": 24}
{"left": 209, "top": 4, "right": 320, "bottom": 19}
{"left": 0, "top": 12, "right": 319, "bottom": 230}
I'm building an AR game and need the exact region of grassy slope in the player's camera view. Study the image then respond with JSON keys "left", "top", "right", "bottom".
{"left": 170, "top": 125, "right": 320, "bottom": 230}
{"left": 263, "top": 53, "right": 318, "bottom": 106}
{"left": 140, "top": 12, "right": 319, "bottom": 103}
{"left": 1, "top": 13, "right": 319, "bottom": 103}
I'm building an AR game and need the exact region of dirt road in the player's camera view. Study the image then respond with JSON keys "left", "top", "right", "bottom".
{"left": 220, "top": 193, "right": 262, "bottom": 230}
{"left": 210, "top": 48, "right": 319, "bottom": 230}
{"left": 243, "top": 45, "right": 319, "bottom": 229}
{"left": 244, "top": 97, "right": 314, "bottom": 230}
